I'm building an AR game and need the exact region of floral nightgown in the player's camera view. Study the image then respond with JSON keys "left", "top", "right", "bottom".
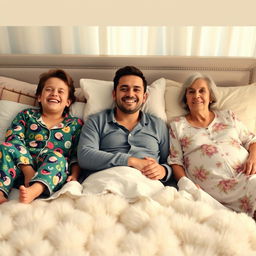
{"left": 168, "top": 109, "right": 256, "bottom": 216}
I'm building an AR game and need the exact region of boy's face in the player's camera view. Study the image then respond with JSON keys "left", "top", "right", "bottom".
{"left": 37, "top": 77, "right": 71, "bottom": 115}
{"left": 112, "top": 75, "right": 147, "bottom": 114}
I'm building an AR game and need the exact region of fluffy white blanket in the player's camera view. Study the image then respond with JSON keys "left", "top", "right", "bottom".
{"left": 1, "top": 167, "right": 256, "bottom": 256}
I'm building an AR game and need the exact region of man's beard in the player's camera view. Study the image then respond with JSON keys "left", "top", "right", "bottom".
{"left": 115, "top": 100, "right": 144, "bottom": 114}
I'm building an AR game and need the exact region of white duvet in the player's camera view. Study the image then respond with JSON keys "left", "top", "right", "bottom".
{"left": 2, "top": 167, "right": 256, "bottom": 256}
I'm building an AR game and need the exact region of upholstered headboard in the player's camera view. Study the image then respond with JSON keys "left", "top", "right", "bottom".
{"left": 1, "top": 54, "right": 256, "bottom": 87}
{"left": 0, "top": 54, "right": 256, "bottom": 140}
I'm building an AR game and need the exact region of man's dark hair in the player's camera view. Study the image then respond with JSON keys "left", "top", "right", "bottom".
{"left": 113, "top": 66, "right": 147, "bottom": 92}
{"left": 36, "top": 69, "right": 76, "bottom": 115}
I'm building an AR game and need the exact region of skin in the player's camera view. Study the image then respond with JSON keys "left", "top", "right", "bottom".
{"left": 171, "top": 78, "right": 256, "bottom": 184}
{"left": 0, "top": 192, "right": 7, "bottom": 203}
{"left": 244, "top": 143, "right": 256, "bottom": 175}
{"left": 113, "top": 75, "right": 166, "bottom": 180}
{"left": 16, "top": 77, "right": 80, "bottom": 204}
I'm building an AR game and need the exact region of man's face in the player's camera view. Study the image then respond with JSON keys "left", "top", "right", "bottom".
{"left": 113, "top": 75, "right": 147, "bottom": 114}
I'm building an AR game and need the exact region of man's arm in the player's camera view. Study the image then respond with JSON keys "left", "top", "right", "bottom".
{"left": 77, "top": 116, "right": 130, "bottom": 171}
{"left": 140, "top": 118, "right": 172, "bottom": 181}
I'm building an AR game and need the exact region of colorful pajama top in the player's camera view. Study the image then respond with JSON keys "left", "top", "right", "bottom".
{"left": 0, "top": 108, "right": 83, "bottom": 196}
{"left": 168, "top": 110, "right": 256, "bottom": 216}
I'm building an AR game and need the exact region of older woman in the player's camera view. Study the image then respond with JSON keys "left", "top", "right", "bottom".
{"left": 168, "top": 73, "right": 256, "bottom": 217}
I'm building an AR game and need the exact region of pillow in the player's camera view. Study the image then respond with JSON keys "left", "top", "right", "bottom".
{"left": 0, "top": 100, "right": 38, "bottom": 143}
{"left": 70, "top": 102, "right": 86, "bottom": 120}
{"left": 0, "top": 87, "right": 39, "bottom": 106}
{"left": 80, "top": 78, "right": 167, "bottom": 121}
{"left": 165, "top": 79, "right": 187, "bottom": 122}
{"left": 0, "top": 76, "right": 38, "bottom": 95}
{"left": 0, "top": 76, "right": 85, "bottom": 103}
{"left": 165, "top": 79, "right": 256, "bottom": 133}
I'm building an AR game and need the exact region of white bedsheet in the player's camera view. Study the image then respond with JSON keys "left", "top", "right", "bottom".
{"left": 9, "top": 167, "right": 226, "bottom": 211}
{"left": 3, "top": 166, "right": 256, "bottom": 256}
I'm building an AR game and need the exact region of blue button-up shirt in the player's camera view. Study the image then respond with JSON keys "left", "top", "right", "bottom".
{"left": 78, "top": 109, "right": 171, "bottom": 182}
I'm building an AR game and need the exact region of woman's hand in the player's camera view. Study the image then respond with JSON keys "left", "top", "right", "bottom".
{"left": 244, "top": 155, "right": 256, "bottom": 175}
{"left": 244, "top": 143, "right": 256, "bottom": 175}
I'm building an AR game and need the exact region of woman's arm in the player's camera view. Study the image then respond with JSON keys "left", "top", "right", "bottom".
{"left": 171, "top": 164, "right": 186, "bottom": 181}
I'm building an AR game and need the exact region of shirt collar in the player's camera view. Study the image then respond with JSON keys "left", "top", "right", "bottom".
{"left": 107, "top": 108, "right": 148, "bottom": 126}
{"left": 32, "top": 109, "right": 73, "bottom": 127}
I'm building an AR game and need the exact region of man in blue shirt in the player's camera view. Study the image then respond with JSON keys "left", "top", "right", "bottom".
{"left": 78, "top": 66, "right": 171, "bottom": 183}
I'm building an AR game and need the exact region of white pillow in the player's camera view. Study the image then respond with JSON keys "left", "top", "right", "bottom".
{"left": 70, "top": 102, "right": 86, "bottom": 120}
{"left": 216, "top": 84, "right": 256, "bottom": 133}
{"left": 165, "top": 79, "right": 256, "bottom": 133}
{"left": 80, "top": 78, "right": 167, "bottom": 121}
{"left": 0, "top": 100, "right": 38, "bottom": 143}
{"left": 165, "top": 79, "right": 187, "bottom": 123}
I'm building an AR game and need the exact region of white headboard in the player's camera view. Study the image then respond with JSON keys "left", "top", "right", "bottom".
{"left": 0, "top": 54, "right": 256, "bottom": 87}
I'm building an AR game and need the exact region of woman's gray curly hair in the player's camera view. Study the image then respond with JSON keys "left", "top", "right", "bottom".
{"left": 179, "top": 72, "right": 219, "bottom": 111}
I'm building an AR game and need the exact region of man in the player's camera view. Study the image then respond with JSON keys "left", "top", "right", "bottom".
{"left": 77, "top": 66, "right": 171, "bottom": 183}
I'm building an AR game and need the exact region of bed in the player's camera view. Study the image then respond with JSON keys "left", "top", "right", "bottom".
{"left": 0, "top": 54, "right": 256, "bottom": 256}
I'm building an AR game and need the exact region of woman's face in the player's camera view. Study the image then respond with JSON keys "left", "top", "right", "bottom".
{"left": 185, "top": 79, "right": 212, "bottom": 112}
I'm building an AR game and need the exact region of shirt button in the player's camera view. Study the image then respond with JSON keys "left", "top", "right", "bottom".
{"left": 129, "top": 134, "right": 132, "bottom": 137}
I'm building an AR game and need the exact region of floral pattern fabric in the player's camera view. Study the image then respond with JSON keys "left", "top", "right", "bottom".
{"left": 168, "top": 110, "right": 256, "bottom": 216}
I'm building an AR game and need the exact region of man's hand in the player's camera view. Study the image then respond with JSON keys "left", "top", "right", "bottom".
{"left": 128, "top": 157, "right": 153, "bottom": 171}
{"left": 128, "top": 156, "right": 166, "bottom": 180}
{"left": 141, "top": 157, "right": 166, "bottom": 180}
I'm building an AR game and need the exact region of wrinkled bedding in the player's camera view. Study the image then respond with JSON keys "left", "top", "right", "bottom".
{"left": 1, "top": 167, "right": 256, "bottom": 256}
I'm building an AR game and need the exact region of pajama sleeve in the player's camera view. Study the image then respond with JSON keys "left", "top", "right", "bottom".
{"left": 5, "top": 109, "right": 34, "bottom": 165}
{"left": 167, "top": 120, "right": 185, "bottom": 167}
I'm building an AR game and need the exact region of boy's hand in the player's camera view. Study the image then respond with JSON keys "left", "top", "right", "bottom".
{"left": 19, "top": 164, "right": 36, "bottom": 187}
{"left": 66, "top": 175, "right": 78, "bottom": 182}
{"left": 67, "top": 163, "right": 80, "bottom": 182}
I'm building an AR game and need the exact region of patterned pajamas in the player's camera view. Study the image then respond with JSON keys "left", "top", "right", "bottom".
{"left": 0, "top": 108, "right": 83, "bottom": 197}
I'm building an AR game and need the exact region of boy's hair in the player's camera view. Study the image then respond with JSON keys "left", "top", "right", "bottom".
{"left": 36, "top": 69, "right": 76, "bottom": 115}
{"left": 113, "top": 66, "right": 147, "bottom": 92}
